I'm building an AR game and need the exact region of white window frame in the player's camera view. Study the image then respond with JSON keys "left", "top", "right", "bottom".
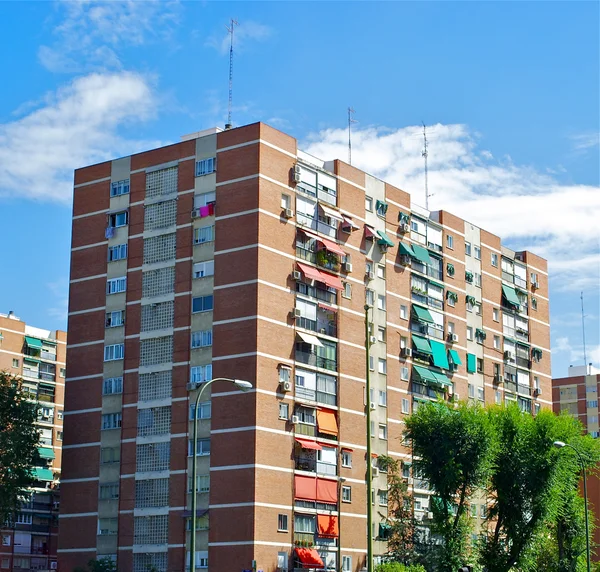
{"left": 104, "top": 344, "right": 124, "bottom": 362}
{"left": 341, "top": 450, "right": 352, "bottom": 468}
{"left": 191, "top": 330, "right": 213, "bottom": 349}
{"left": 193, "top": 260, "right": 215, "bottom": 279}
{"left": 446, "top": 235, "right": 454, "bottom": 249}
{"left": 110, "top": 179, "right": 130, "bottom": 197}
{"left": 106, "top": 277, "right": 127, "bottom": 295}
{"left": 402, "top": 398, "right": 410, "bottom": 414}
{"left": 102, "top": 377, "right": 123, "bottom": 395}
{"left": 193, "top": 225, "right": 215, "bottom": 245}
{"left": 108, "top": 244, "right": 128, "bottom": 262}
{"left": 365, "top": 196, "right": 373, "bottom": 212}
{"left": 400, "top": 305, "right": 408, "bottom": 320}
{"left": 105, "top": 310, "right": 124, "bottom": 328}
{"left": 195, "top": 157, "right": 216, "bottom": 177}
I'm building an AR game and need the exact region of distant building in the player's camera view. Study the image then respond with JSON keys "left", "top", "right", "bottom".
{"left": 553, "top": 363, "right": 600, "bottom": 560}
{"left": 59, "top": 122, "right": 551, "bottom": 572}
{"left": 0, "top": 311, "right": 66, "bottom": 572}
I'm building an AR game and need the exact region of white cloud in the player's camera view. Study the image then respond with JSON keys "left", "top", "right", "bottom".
{"left": 569, "top": 131, "right": 600, "bottom": 153}
{"left": 39, "top": 0, "right": 181, "bottom": 72}
{"left": 206, "top": 20, "right": 272, "bottom": 55}
{"left": 302, "top": 123, "right": 600, "bottom": 292}
{"left": 46, "top": 280, "right": 69, "bottom": 326}
{"left": 0, "top": 72, "right": 160, "bottom": 203}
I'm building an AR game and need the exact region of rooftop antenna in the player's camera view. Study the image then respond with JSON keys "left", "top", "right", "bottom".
{"left": 348, "top": 107, "right": 357, "bottom": 164}
{"left": 225, "top": 18, "right": 239, "bottom": 130}
{"left": 422, "top": 122, "right": 432, "bottom": 210}
{"left": 581, "top": 291, "right": 588, "bottom": 372}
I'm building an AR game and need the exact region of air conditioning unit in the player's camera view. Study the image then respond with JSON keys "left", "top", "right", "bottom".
{"left": 280, "top": 380, "right": 292, "bottom": 392}
{"left": 291, "top": 415, "right": 300, "bottom": 424}
{"left": 186, "top": 382, "right": 197, "bottom": 391}
{"left": 504, "top": 351, "right": 515, "bottom": 362}
{"left": 293, "top": 165, "right": 302, "bottom": 182}
{"left": 400, "top": 223, "right": 410, "bottom": 233}
{"left": 284, "top": 208, "right": 294, "bottom": 218}
{"left": 447, "top": 332, "right": 458, "bottom": 343}
{"left": 191, "top": 208, "right": 201, "bottom": 219}
{"left": 400, "top": 347, "right": 412, "bottom": 358}
{"left": 427, "top": 512, "right": 434, "bottom": 520}
{"left": 534, "top": 387, "right": 542, "bottom": 396}
{"left": 400, "top": 255, "right": 411, "bottom": 266}
{"left": 494, "top": 375, "right": 503, "bottom": 384}
{"left": 343, "top": 261, "right": 353, "bottom": 272}
{"left": 292, "top": 270, "right": 302, "bottom": 281}
{"left": 50, "top": 563, "right": 58, "bottom": 571}
{"left": 293, "top": 308, "right": 302, "bottom": 318}
{"left": 366, "top": 270, "right": 375, "bottom": 280}
{"left": 370, "top": 402, "right": 376, "bottom": 411}
{"left": 369, "top": 336, "right": 377, "bottom": 344}
{"left": 372, "top": 467, "right": 380, "bottom": 477}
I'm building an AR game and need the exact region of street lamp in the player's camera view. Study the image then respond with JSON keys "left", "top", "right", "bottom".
{"left": 553, "top": 440, "right": 591, "bottom": 572}
{"left": 189, "top": 378, "right": 253, "bottom": 572}
{"left": 364, "top": 304, "right": 373, "bottom": 572}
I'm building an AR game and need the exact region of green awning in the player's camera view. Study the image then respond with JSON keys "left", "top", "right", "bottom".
{"left": 429, "top": 340, "right": 450, "bottom": 369}
{"left": 32, "top": 468, "right": 54, "bottom": 482}
{"left": 376, "top": 230, "right": 395, "bottom": 248}
{"left": 24, "top": 336, "right": 43, "bottom": 349}
{"left": 430, "top": 371, "right": 452, "bottom": 387}
{"left": 37, "top": 447, "right": 55, "bottom": 460}
{"left": 413, "top": 365, "right": 437, "bottom": 383}
{"left": 412, "top": 305, "right": 434, "bottom": 324}
{"left": 467, "top": 353, "right": 476, "bottom": 373}
{"left": 502, "top": 285, "right": 521, "bottom": 308}
{"left": 399, "top": 242, "right": 414, "bottom": 257}
{"left": 411, "top": 244, "right": 431, "bottom": 265}
{"left": 412, "top": 336, "right": 433, "bottom": 355}
{"left": 448, "top": 349, "right": 462, "bottom": 365}
{"left": 413, "top": 395, "right": 432, "bottom": 403}
{"left": 429, "top": 280, "right": 444, "bottom": 289}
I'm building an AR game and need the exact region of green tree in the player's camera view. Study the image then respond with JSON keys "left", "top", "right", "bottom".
{"left": 0, "top": 371, "right": 40, "bottom": 524}
{"left": 479, "top": 406, "right": 600, "bottom": 572}
{"left": 375, "top": 562, "right": 427, "bottom": 572}
{"left": 73, "top": 557, "right": 119, "bottom": 572}
{"left": 404, "top": 401, "right": 495, "bottom": 572}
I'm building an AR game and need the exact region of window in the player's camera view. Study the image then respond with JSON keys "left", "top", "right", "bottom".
{"left": 278, "top": 552, "right": 289, "bottom": 572}
{"left": 103, "top": 377, "right": 123, "bottom": 395}
{"left": 474, "top": 273, "right": 482, "bottom": 287}
{"left": 446, "top": 235, "right": 454, "bottom": 249}
{"left": 343, "top": 556, "right": 353, "bottom": 572}
{"left": 281, "top": 193, "right": 291, "bottom": 209}
{"left": 400, "top": 336, "right": 407, "bottom": 349}
{"left": 491, "top": 253, "right": 498, "bottom": 267}
{"left": 468, "top": 384, "right": 475, "bottom": 398}
{"left": 140, "top": 336, "right": 172, "bottom": 366}
{"left": 379, "top": 390, "right": 387, "bottom": 407}
{"left": 366, "top": 289, "right": 375, "bottom": 307}
{"left": 60, "top": 367, "right": 66, "bottom": 377}
{"left": 192, "top": 295, "right": 214, "bottom": 313}
{"left": 341, "top": 451, "right": 352, "bottom": 468}
{"left": 465, "top": 242, "right": 472, "bottom": 256}
{"left": 194, "top": 226, "right": 215, "bottom": 245}
{"left": 277, "top": 514, "right": 288, "bottom": 532}
{"left": 98, "top": 518, "right": 118, "bottom": 536}
{"left": 99, "top": 483, "right": 120, "bottom": 500}
{"left": 104, "top": 344, "right": 124, "bottom": 361}
{"left": 108, "top": 210, "right": 128, "bottom": 228}
{"left": 101, "top": 447, "right": 120, "bottom": 464}
{"left": 588, "top": 401, "right": 598, "bottom": 408}
{"left": 106, "top": 277, "right": 126, "bottom": 295}
{"left": 378, "top": 359, "right": 387, "bottom": 375}
{"left": 189, "top": 401, "right": 211, "bottom": 420}
{"left": 110, "top": 179, "right": 130, "bottom": 197}
{"left": 400, "top": 304, "right": 408, "bottom": 320}
{"left": 193, "top": 260, "right": 215, "bottom": 279}
{"left": 191, "top": 330, "right": 212, "bottom": 348}
{"left": 190, "top": 365, "right": 213, "bottom": 384}
{"left": 378, "top": 424, "right": 388, "bottom": 440}
{"left": 401, "top": 367, "right": 409, "bottom": 381}
{"left": 377, "top": 265, "right": 386, "bottom": 279}
{"left": 57, "top": 409, "right": 63, "bottom": 420}
{"left": 294, "top": 514, "right": 315, "bottom": 534}
{"left": 196, "top": 157, "right": 216, "bottom": 176}
{"left": 188, "top": 439, "right": 211, "bottom": 456}
{"left": 108, "top": 244, "right": 128, "bottom": 262}
{"left": 377, "top": 327, "right": 386, "bottom": 342}
{"left": 378, "top": 490, "right": 388, "bottom": 506}
{"left": 102, "top": 413, "right": 122, "bottom": 430}
{"left": 105, "top": 310, "right": 124, "bottom": 328}
{"left": 495, "top": 390, "right": 502, "bottom": 405}
{"left": 194, "top": 191, "right": 216, "bottom": 209}
{"left": 279, "top": 366, "right": 291, "bottom": 383}
{"left": 342, "top": 485, "right": 352, "bottom": 502}
{"left": 531, "top": 298, "right": 538, "bottom": 311}
{"left": 12, "top": 358, "right": 18, "bottom": 368}
{"left": 365, "top": 196, "right": 373, "bottom": 212}
{"left": 447, "top": 293, "right": 456, "bottom": 307}
{"left": 342, "top": 282, "right": 352, "bottom": 299}
{"left": 471, "top": 503, "right": 478, "bottom": 517}
{"left": 369, "top": 356, "right": 375, "bottom": 371}
{"left": 365, "top": 260, "right": 373, "bottom": 276}
{"left": 493, "top": 308, "right": 499, "bottom": 322}
{"left": 466, "top": 327, "right": 473, "bottom": 341}
{"left": 377, "top": 295, "right": 386, "bottom": 311}
{"left": 531, "top": 272, "right": 538, "bottom": 284}
{"left": 402, "top": 398, "right": 410, "bottom": 414}
{"left": 493, "top": 336, "right": 501, "bottom": 350}
{"left": 279, "top": 403, "right": 289, "bottom": 420}
{"left": 477, "top": 358, "right": 484, "bottom": 374}
{"left": 15, "top": 513, "right": 32, "bottom": 525}
{"left": 474, "top": 246, "right": 481, "bottom": 260}
{"left": 477, "top": 387, "right": 485, "bottom": 401}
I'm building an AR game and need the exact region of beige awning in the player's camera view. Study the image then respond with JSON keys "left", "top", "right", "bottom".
{"left": 319, "top": 204, "right": 344, "bottom": 222}
{"left": 297, "top": 332, "right": 324, "bottom": 347}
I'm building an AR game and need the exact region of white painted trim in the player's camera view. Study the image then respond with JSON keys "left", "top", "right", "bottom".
{"left": 74, "top": 176, "right": 111, "bottom": 189}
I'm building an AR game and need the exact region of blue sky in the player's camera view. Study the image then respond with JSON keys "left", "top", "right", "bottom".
{"left": 0, "top": 1, "right": 598, "bottom": 377}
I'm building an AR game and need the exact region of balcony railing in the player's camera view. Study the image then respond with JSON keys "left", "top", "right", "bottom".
{"left": 296, "top": 317, "right": 337, "bottom": 338}
{"left": 295, "top": 456, "right": 337, "bottom": 476}
{"left": 40, "top": 351, "right": 56, "bottom": 361}
{"left": 318, "top": 188, "right": 337, "bottom": 206}
{"left": 295, "top": 350, "right": 337, "bottom": 372}
{"left": 295, "top": 385, "right": 337, "bottom": 407}
{"left": 296, "top": 283, "right": 336, "bottom": 305}
{"left": 411, "top": 291, "right": 443, "bottom": 311}
{"left": 294, "top": 532, "right": 315, "bottom": 545}
{"left": 23, "top": 370, "right": 40, "bottom": 380}
{"left": 515, "top": 329, "right": 529, "bottom": 342}
{"left": 295, "top": 422, "right": 338, "bottom": 442}
{"left": 296, "top": 246, "right": 316, "bottom": 264}
{"left": 517, "top": 384, "right": 531, "bottom": 396}
{"left": 317, "top": 219, "right": 337, "bottom": 239}
{"left": 37, "top": 393, "right": 54, "bottom": 403}
{"left": 516, "top": 356, "right": 530, "bottom": 369}
{"left": 411, "top": 322, "right": 445, "bottom": 340}
{"left": 40, "top": 373, "right": 56, "bottom": 382}
{"left": 514, "top": 276, "right": 527, "bottom": 288}
{"left": 411, "top": 382, "right": 441, "bottom": 399}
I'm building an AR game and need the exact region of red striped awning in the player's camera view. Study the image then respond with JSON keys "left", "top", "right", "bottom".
{"left": 318, "top": 302, "right": 337, "bottom": 313}
{"left": 297, "top": 262, "right": 322, "bottom": 281}
{"left": 295, "top": 438, "right": 323, "bottom": 451}
{"left": 318, "top": 271, "right": 343, "bottom": 291}
{"left": 365, "top": 224, "right": 377, "bottom": 239}
{"left": 317, "top": 236, "right": 345, "bottom": 257}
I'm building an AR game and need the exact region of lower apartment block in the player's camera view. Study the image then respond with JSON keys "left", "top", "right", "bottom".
{"left": 59, "top": 122, "right": 552, "bottom": 572}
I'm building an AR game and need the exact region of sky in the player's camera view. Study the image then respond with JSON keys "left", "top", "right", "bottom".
{"left": 0, "top": 0, "right": 598, "bottom": 378}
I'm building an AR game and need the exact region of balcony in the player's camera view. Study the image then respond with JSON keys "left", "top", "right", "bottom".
{"left": 315, "top": 251, "right": 340, "bottom": 273}
{"left": 411, "top": 290, "right": 443, "bottom": 311}
{"left": 411, "top": 382, "right": 442, "bottom": 400}
{"left": 317, "top": 219, "right": 337, "bottom": 239}
{"left": 40, "top": 351, "right": 56, "bottom": 361}
{"left": 517, "top": 384, "right": 531, "bottom": 396}
{"left": 515, "top": 328, "right": 529, "bottom": 343}
{"left": 410, "top": 322, "right": 444, "bottom": 341}
{"left": 296, "top": 315, "right": 337, "bottom": 338}
{"left": 516, "top": 356, "right": 530, "bottom": 369}
{"left": 295, "top": 456, "right": 337, "bottom": 477}
{"left": 23, "top": 369, "right": 40, "bottom": 380}
{"left": 295, "top": 385, "right": 337, "bottom": 407}
{"left": 317, "top": 188, "right": 337, "bottom": 206}
{"left": 295, "top": 350, "right": 337, "bottom": 372}
{"left": 37, "top": 393, "right": 55, "bottom": 403}
{"left": 296, "top": 282, "right": 337, "bottom": 306}
{"left": 39, "top": 372, "right": 56, "bottom": 383}
{"left": 296, "top": 246, "right": 316, "bottom": 265}
{"left": 295, "top": 422, "right": 337, "bottom": 442}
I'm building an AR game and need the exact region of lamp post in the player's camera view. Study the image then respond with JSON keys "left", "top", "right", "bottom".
{"left": 337, "top": 477, "right": 346, "bottom": 572}
{"left": 553, "top": 440, "right": 591, "bottom": 572}
{"left": 364, "top": 304, "right": 373, "bottom": 572}
{"left": 189, "top": 378, "right": 252, "bottom": 572}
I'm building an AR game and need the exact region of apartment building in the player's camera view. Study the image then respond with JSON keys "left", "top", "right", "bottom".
{"left": 553, "top": 364, "right": 600, "bottom": 559}
{"left": 59, "top": 122, "right": 551, "bottom": 572}
{"left": 0, "top": 311, "right": 66, "bottom": 572}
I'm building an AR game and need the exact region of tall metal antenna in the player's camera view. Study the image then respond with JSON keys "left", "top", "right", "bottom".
{"left": 348, "top": 107, "right": 357, "bottom": 164}
{"left": 422, "top": 122, "right": 431, "bottom": 210}
{"left": 225, "top": 18, "right": 238, "bottom": 130}
{"left": 581, "top": 291, "right": 588, "bottom": 372}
